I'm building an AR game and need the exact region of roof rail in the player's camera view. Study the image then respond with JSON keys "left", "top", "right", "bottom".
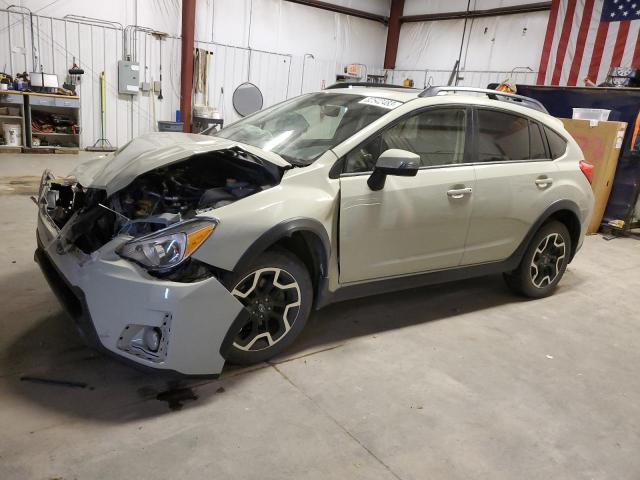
{"left": 418, "top": 86, "right": 549, "bottom": 114}
{"left": 325, "top": 82, "right": 417, "bottom": 90}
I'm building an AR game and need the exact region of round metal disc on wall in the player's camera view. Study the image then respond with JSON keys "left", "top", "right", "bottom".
{"left": 232, "top": 82, "right": 264, "bottom": 117}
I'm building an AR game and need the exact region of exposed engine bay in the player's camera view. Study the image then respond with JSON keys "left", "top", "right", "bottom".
{"left": 44, "top": 148, "right": 284, "bottom": 254}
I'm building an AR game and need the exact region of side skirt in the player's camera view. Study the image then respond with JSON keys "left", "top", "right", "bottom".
{"left": 315, "top": 256, "right": 519, "bottom": 309}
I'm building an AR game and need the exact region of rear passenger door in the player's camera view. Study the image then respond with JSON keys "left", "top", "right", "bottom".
{"left": 461, "top": 108, "right": 560, "bottom": 265}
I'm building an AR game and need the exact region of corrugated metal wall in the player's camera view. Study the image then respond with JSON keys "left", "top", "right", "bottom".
{"left": 1, "top": 2, "right": 544, "bottom": 149}
{"left": 0, "top": 10, "right": 183, "bottom": 148}
{"left": 194, "top": 44, "right": 385, "bottom": 125}
{"left": 0, "top": 8, "right": 384, "bottom": 147}
{"left": 193, "top": 41, "right": 293, "bottom": 125}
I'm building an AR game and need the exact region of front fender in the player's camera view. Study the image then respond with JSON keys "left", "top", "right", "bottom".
{"left": 191, "top": 153, "right": 340, "bottom": 273}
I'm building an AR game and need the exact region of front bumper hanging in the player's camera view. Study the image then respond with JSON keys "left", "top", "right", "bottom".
{"left": 35, "top": 208, "right": 246, "bottom": 377}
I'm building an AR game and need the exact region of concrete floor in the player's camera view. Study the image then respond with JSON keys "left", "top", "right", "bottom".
{"left": 1, "top": 153, "right": 640, "bottom": 479}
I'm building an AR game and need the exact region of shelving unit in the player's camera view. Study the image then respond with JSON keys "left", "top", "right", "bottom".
{"left": 24, "top": 92, "right": 81, "bottom": 152}
{"left": 0, "top": 91, "right": 27, "bottom": 152}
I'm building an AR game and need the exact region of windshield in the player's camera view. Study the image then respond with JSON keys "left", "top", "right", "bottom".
{"left": 213, "top": 92, "right": 401, "bottom": 166}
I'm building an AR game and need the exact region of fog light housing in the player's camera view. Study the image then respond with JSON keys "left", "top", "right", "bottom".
{"left": 116, "top": 314, "right": 172, "bottom": 363}
{"left": 144, "top": 327, "right": 162, "bottom": 352}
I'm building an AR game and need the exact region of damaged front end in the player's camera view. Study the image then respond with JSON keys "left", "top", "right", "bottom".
{"left": 40, "top": 147, "right": 286, "bottom": 278}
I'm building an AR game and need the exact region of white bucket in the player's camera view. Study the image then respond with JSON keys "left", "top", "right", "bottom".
{"left": 2, "top": 123, "right": 22, "bottom": 146}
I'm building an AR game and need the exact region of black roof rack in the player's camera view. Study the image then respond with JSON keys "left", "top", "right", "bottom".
{"left": 418, "top": 86, "right": 549, "bottom": 114}
{"left": 325, "top": 82, "right": 418, "bottom": 90}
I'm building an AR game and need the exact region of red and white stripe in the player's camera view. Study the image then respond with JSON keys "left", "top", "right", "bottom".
{"left": 537, "top": 0, "right": 640, "bottom": 86}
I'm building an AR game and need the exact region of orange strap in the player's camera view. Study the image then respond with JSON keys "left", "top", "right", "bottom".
{"left": 632, "top": 111, "right": 640, "bottom": 151}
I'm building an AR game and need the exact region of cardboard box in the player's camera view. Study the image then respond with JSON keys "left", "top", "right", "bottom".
{"left": 561, "top": 118, "right": 627, "bottom": 234}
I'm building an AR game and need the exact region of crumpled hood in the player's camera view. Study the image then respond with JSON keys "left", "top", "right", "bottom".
{"left": 72, "top": 132, "right": 291, "bottom": 195}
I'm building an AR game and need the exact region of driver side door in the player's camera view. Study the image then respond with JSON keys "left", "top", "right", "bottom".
{"left": 338, "top": 107, "right": 476, "bottom": 284}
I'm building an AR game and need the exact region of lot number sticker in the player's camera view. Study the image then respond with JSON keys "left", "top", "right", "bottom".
{"left": 358, "top": 97, "right": 402, "bottom": 110}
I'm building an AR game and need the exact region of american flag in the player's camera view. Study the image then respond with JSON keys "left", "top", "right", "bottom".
{"left": 537, "top": 0, "right": 640, "bottom": 86}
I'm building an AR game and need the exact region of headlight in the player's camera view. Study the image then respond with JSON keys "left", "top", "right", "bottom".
{"left": 117, "top": 219, "right": 217, "bottom": 272}
{"left": 38, "top": 169, "right": 53, "bottom": 200}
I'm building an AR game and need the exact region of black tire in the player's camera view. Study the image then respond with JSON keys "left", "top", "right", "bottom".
{"left": 222, "top": 249, "right": 313, "bottom": 365}
{"left": 504, "top": 221, "right": 572, "bottom": 298}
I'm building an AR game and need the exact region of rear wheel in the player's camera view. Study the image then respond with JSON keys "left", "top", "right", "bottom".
{"left": 223, "top": 249, "right": 312, "bottom": 365}
{"left": 504, "top": 221, "right": 571, "bottom": 298}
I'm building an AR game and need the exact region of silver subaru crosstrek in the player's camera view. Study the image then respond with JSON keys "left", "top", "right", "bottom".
{"left": 35, "top": 85, "right": 594, "bottom": 375}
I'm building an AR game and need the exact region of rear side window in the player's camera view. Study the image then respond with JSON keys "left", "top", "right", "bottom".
{"left": 544, "top": 126, "right": 567, "bottom": 159}
{"left": 477, "top": 110, "right": 530, "bottom": 162}
{"left": 529, "top": 121, "right": 547, "bottom": 160}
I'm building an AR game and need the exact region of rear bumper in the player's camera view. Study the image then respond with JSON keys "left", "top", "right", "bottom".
{"left": 35, "top": 217, "right": 247, "bottom": 376}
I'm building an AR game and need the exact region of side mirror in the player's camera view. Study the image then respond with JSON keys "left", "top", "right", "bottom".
{"left": 367, "top": 149, "right": 420, "bottom": 191}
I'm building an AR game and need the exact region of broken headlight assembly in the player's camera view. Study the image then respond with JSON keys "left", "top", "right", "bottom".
{"left": 117, "top": 219, "right": 217, "bottom": 272}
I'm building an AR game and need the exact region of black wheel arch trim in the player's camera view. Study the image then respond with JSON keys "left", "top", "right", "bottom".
{"left": 510, "top": 199, "right": 582, "bottom": 264}
{"left": 231, "top": 217, "right": 331, "bottom": 288}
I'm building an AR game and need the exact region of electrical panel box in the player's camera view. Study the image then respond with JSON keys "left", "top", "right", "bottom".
{"left": 118, "top": 60, "right": 140, "bottom": 95}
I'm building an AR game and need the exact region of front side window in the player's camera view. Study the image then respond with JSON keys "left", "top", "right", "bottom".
{"left": 477, "top": 109, "right": 530, "bottom": 162}
{"left": 344, "top": 108, "right": 467, "bottom": 173}
{"left": 214, "top": 93, "right": 397, "bottom": 166}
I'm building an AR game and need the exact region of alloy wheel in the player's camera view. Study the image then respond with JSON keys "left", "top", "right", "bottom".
{"left": 231, "top": 267, "right": 301, "bottom": 352}
{"left": 529, "top": 233, "right": 566, "bottom": 288}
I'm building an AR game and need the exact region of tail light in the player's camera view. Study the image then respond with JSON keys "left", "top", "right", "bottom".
{"left": 579, "top": 160, "right": 594, "bottom": 184}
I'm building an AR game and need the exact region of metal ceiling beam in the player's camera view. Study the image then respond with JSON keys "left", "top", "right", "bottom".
{"left": 283, "top": 0, "right": 388, "bottom": 24}
{"left": 401, "top": 2, "right": 552, "bottom": 23}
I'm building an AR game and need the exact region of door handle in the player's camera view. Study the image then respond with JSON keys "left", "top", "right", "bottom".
{"left": 446, "top": 187, "right": 473, "bottom": 199}
{"left": 535, "top": 177, "right": 553, "bottom": 188}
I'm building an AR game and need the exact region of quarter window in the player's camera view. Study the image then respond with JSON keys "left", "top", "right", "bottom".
{"left": 344, "top": 108, "right": 467, "bottom": 173}
{"left": 544, "top": 126, "right": 568, "bottom": 159}
{"left": 477, "top": 109, "right": 530, "bottom": 162}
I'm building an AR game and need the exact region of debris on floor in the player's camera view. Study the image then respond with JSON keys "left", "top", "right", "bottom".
{"left": 20, "top": 375, "right": 89, "bottom": 389}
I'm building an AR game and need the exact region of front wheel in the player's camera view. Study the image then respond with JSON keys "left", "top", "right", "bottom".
{"left": 223, "top": 249, "right": 313, "bottom": 365}
{"left": 504, "top": 221, "right": 571, "bottom": 298}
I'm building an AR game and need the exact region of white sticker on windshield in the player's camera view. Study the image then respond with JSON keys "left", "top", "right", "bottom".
{"left": 358, "top": 97, "right": 402, "bottom": 110}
